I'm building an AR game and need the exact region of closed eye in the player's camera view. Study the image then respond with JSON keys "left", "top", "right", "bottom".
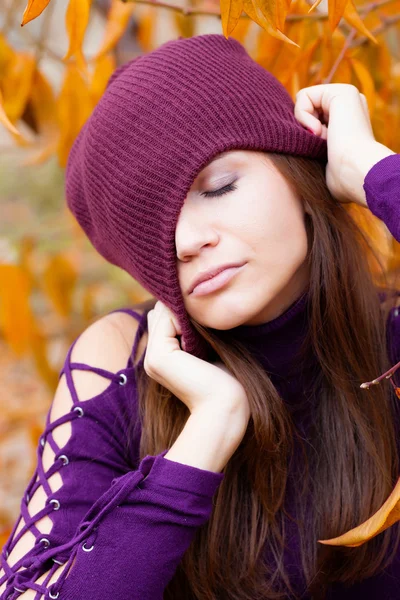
{"left": 201, "top": 181, "right": 238, "bottom": 198}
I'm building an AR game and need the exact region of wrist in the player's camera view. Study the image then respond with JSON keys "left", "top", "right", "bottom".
{"left": 344, "top": 142, "right": 396, "bottom": 206}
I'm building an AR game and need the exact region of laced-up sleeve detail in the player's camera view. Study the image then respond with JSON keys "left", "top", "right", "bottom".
{"left": 0, "top": 304, "right": 225, "bottom": 599}
{"left": 0, "top": 308, "right": 148, "bottom": 600}
{"left": 7, "top": 450, "right": 224, "bottom": 600}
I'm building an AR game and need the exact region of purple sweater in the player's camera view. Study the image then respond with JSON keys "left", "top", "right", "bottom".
{"left": 1, "top": 154, "right": 400, "bottom": 599}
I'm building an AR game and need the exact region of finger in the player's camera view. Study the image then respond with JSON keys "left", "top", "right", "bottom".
{"left": 152, "top": 301, "right": 182, "bottom": 343}
{"left": 294, "top": 84, "right": 331, "bottom": 135}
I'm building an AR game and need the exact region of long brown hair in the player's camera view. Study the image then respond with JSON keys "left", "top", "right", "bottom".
{"left": 130, "top": 152, "right": 400, "bottom": 599}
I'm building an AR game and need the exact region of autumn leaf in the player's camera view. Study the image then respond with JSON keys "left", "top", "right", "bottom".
{"left": 0, "top": 90, "right": 22, "bottom": 137}
{"left": 89, "top": 54, "right": 116, "bottom": 106}
{"left": 343, "top": 0, "right": 378, "bottom": 44}
{"left": 41, "top": 254, "right": 77, "bottom": 318}
{"left": 63, "top": 0, "right": 92, "bottom": 74}
{"left": 21, "top": 0, "right": 53, "bottom": 26}
{"left": 243, "top": 0, "right": 298, "bottom": 46}
{"left": 350, "top": 56, "right": 376, "bottom": 116}
{"left": 93, "top": 0, "right": 136, "bottom": 60}
{"left": 23, "top": 68, "right": 59, "bottom": 165}
{"left": 319, "top": 476, "right": 400, "bottom": 547}
{"left": 220, "top": 0, "right": 245, "bottom": 37}
{"left": 1, "top": 52, "right": 36, "bottom": 123}
{"left": 57, "top": 61, "right": 93, "bottom": 167}
{"left": 0, "top": 264, "right": 36, "bottom": 356}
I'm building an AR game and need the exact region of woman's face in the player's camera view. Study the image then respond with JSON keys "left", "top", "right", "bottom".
{"left": 175, "top": 149, "right": 311, "bottom": 330}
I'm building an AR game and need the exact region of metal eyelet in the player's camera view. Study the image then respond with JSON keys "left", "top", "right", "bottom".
{"left": 82, "top": 541, "right": 94, "bottom": 552}
{"left": 39, "top": 537, "right": 50, "bottom": 548}
{"left": 118, "top": 373, "right": 128, "bottom": 385}
{"left": 49, "top": 590, "right": 60, "bottom": 599}
{"left": 40, "top": 436, "right": 45, "bottom": 447}
{"left": 58, "top": 454, "right": 69, "bottom": 466}
{"left": 52, "top": 558, "right": 65, "bottom": 566}
{"left": 14, "top": 587, "right": 25, "bottom": 593}
{"left": 4, "top": 549, "right": 9, "bottom": 559}
{"left": 73, "top": 406, "right": 84, "bottom": 417}
{"left": 26, "top": 492, "right": 30, "bottom": 503}
{"left": 49, "top": 499, "right": 60, "bottom": 510}
{"left": 395, "top": 308, "right": 399, "bottom": 317}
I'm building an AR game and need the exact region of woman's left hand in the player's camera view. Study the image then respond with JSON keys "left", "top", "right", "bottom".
{"left": 294, "top": 83, "right": 395, "bottom": 206}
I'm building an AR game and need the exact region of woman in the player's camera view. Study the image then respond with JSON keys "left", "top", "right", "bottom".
{"left": 1, "top": 33, "right": 400, "bottom": 600}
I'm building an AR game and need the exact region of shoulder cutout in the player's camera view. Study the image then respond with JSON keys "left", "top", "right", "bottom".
{"left": 67, "top": 309, "right": 146, "bottom": 401}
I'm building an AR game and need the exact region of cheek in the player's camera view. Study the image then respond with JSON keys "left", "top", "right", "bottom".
{"left": 251, "top": 199, "right": 309, "bottom": 270}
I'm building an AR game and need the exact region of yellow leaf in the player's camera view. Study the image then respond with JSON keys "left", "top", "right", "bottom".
{"left": 0, "top": 264, "right": 35, "bottom": 356}
{"left": 63, "top": 0, "right": 92, "bottom": 74}
{"left": 30, "top": 329, "right": 59, "bottom": 390}
{"left": 21, "top": 0, "right": 53, "bottom": 25}
{"left": 137, "top": 6, "right": 155, "bottom": 52}
{"left": 22, "top": 68, "right": 59, "bottom": 165}
{"left": 57, "top": 61, "right": 93, "bottom": 167}
{"left": 250, "top": 0, "right": 277, "bottom": 29}
{"left": 343, "top": 0, "right": 378, "bottom": 45}
{"left": 89, "top": 54, "right": 116, "bottom": 106}
{"left": 220, "top": 0, "right": 245, "bottom": 37}
{"left": 0, "top": 90, "right": 22, "bottom": 137}
{"left": 319, "top": 476, "right": 400, "bottom": 547}
{"left": 327, "top": 0, "right": 349, "bottom": 31}
{"left": 1, "top": 52, "right": 36, "bottom": 123}
{"left": 41, "top": 255, "right": 77, "bottom": 318}
{"left": 350, "top": 56, "right": 376, "bottom": 116}
{"left": 228, "top": 13, "right": 252, "bottom": 44}
{"left": 0, "top": 34, "right": 15, "bottom": 72}
{"left": 93, "top": 0, "right": 136, "bottom": 60}
{"left": 243, "top": 0, "right": 299, "bottom": 46}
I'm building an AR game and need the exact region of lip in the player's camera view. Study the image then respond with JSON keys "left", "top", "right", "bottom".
{"left": 189, "top": 263, "right": 246, "bottom": 296}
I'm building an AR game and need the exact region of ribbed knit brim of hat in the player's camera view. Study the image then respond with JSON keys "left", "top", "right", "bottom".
{"left": 65, "top": 33, "right": 328, "bottom": 361}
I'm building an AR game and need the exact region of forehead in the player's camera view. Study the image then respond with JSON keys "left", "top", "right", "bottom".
{"left": 193, "top": 150, "right": 251, "bottom": 182}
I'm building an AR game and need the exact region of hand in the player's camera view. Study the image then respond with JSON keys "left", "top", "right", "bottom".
{"left": 144, "top": 301, "right": 250, "bottom": 421}
{"left": 294, "top": 83, "right": 395, "bottom": 206}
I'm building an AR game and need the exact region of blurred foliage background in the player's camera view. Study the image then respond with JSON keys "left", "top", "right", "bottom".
{"left": 1, "top": 0, "right": 400, "bottom": 551}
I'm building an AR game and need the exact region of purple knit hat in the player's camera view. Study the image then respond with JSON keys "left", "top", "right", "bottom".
{"left": 65, "top": 33, "right": 327, "bottom": 361}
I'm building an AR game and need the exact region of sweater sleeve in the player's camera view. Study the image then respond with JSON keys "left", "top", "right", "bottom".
{"left": 0, "top": 308, "right": 148, "bottom": 595}
{"left": 363, "top": 153, "right": 400, "bottom": 243}
{"left": 0, "top": 310, "right": 224, "bottom": 600}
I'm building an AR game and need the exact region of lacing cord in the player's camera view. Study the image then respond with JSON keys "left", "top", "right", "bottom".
{"left": 1, "top": 451, "right": 164, "bottom": 598}
{"left": 1, "top": 366, "right": 131, "bottom": 600}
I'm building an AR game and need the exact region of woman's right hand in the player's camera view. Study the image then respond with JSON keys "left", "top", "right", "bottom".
{"left": 144, "top": 300, "right": 250, "bottom": 426}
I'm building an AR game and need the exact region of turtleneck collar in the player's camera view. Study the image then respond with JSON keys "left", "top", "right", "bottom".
{"left": 229, "top": 289, "right": 317, "bottom": 382}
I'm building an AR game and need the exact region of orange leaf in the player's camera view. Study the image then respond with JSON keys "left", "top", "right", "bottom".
{"left": 0, "top": 90, "right": 22, "bottom": 137}
{"left": 350, "top": 56, "right": 376, "bottom": 116}
{"left": 220, "top": 0, "right": 245, "bottom": 37}
{"left": 89, "top": 54, "right": 116, "bottom": 106}
{"left": 0, "top": 264, "right": 35, "bottom": 356}
{"left": 243, "top": 0, "right": 299, "bottom": 46}
{"left": 319, "top": 476, "right": 400, "bottom": 547}
{"left": 1, "top": 52, "right": 36, "bottom": 123}
{"left": 41, "top": 255, "right": 77, "bottom": 318}
{"left": 93, "top": 0, "right": 136, "bottom": 60}
{"left": 21, "top": 0, "right": 53, "bottom": 25}
{"left": 136, "top": 6, "right": 156, "bottom": 52}
{"left": 63, "top": 0, "right": 92, "bottom": 74}
{"left": 22, "top": 68, "right": 59, "bottom": 165}
{"left": 327, "top": 0, "right": 350, "bottom": 32}
{"left": 57, "top": 61, "right": 93, "bottom": 167}
{"left": 343, "top": 0, "right": 378, "bottom": 44}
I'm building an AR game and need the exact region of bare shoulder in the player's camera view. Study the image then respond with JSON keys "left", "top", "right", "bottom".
{"left": 70, "top": 300, "right": 155, "bottom": 377}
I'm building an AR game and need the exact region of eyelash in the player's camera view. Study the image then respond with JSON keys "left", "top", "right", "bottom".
{"left": 202, "top": 182, "right": 238, "bottom": 198}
